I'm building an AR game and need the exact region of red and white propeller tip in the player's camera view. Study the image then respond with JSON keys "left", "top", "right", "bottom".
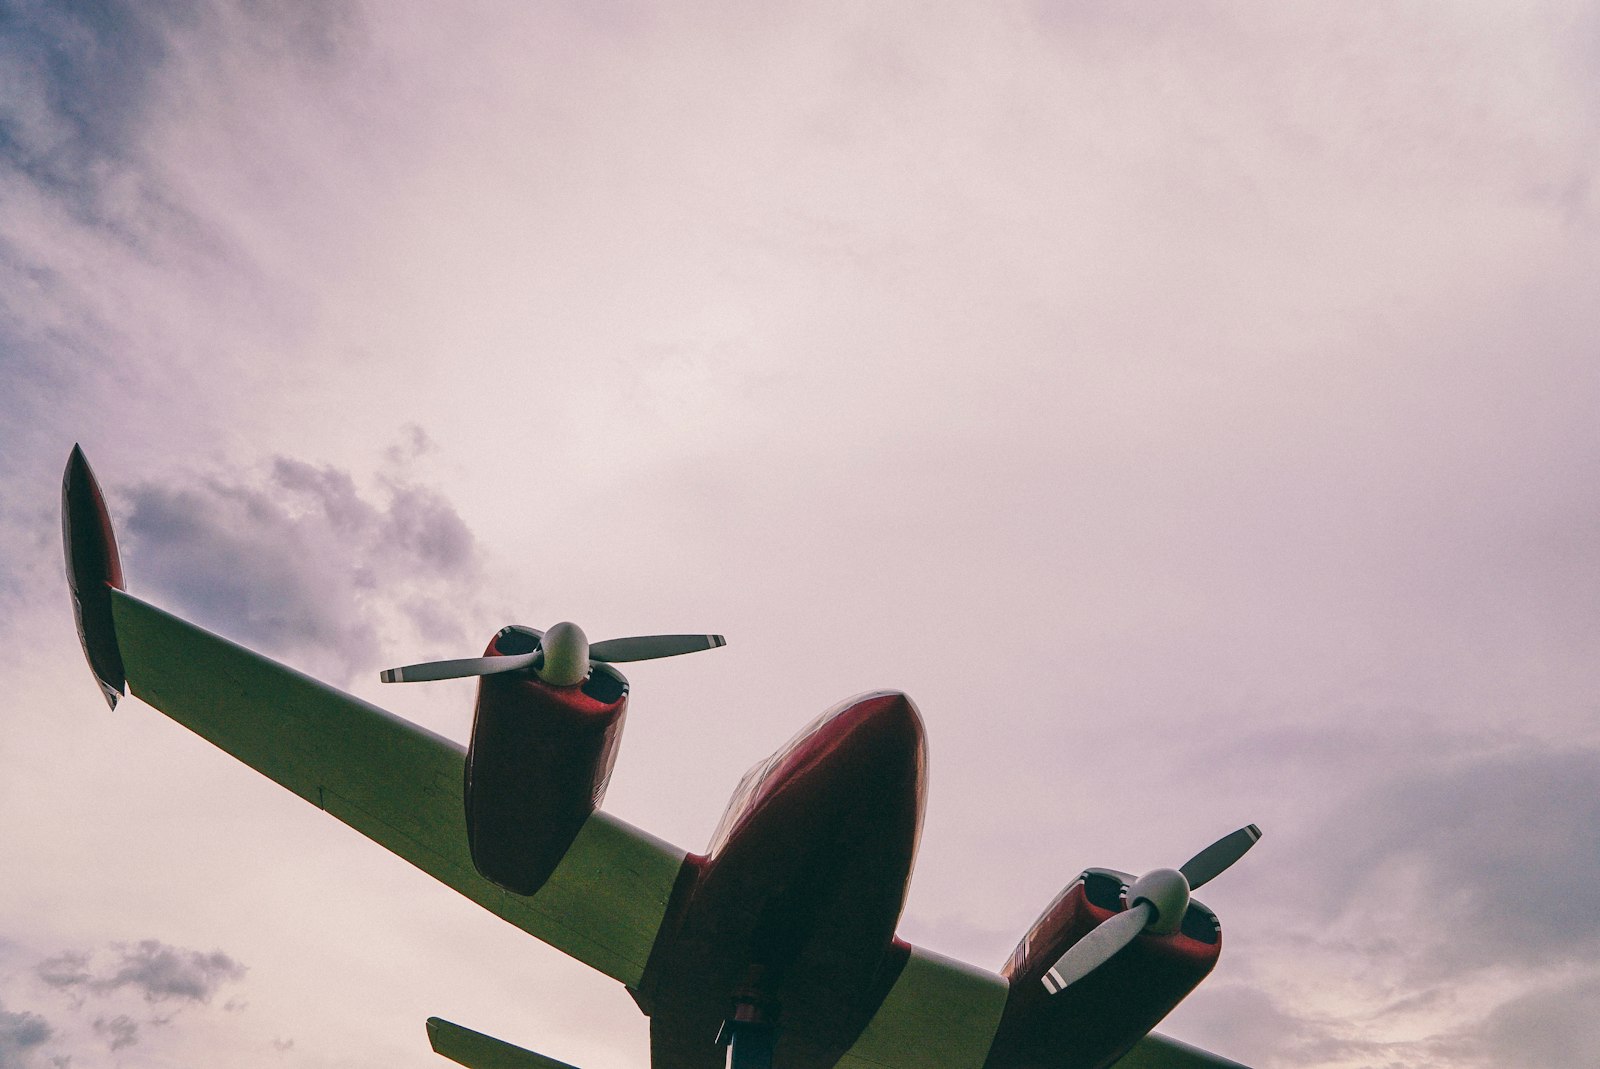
{"left": 379, "top": 621, "right": 726, "bottom": 687}
{"left": 1041, "top": 824, "right": 1261, "bottom": 995}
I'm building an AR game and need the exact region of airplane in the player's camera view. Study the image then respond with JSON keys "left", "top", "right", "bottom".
{"left": 61, "top": 445, "right": 1260, "bottom": 1069}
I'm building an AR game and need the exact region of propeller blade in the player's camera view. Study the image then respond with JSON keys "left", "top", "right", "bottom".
{"left": 1041, "top": 901, "right": 1151, "bottom": 994}
{"left": 1178, "top": 824, "right": 1262, "bottom": 890}
{"left": 589, "top": 634, "right": 727, "bottom": 663}
{"left": 380, "top": 650, "right": 540, "bottom": 683}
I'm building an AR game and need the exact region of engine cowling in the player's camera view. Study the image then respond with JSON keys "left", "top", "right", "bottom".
{"left": 983, "top": 869, "right": 1221, "bottom": 1069}
{"left": 463, "top": 626, "right": 630, "bottom": 895}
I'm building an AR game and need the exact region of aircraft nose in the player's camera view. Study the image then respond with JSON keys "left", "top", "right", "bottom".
{"left": 852, "top": 689, "right": 923, "bottom": 736}
{"left": 833, "top": 690, "right": 927, "bottom": 852}
{"left": 834, "top": 690, "right": 927, "bottom": 775}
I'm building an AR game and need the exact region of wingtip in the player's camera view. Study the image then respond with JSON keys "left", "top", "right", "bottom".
{"left": 379, "top": 668, "right": 401, "bottom": 683}
{"left": 711, "top": 634, "right": 726, "bottom": 648}
{"left": 63, "top": 445, "right": 127, "bottom": 707}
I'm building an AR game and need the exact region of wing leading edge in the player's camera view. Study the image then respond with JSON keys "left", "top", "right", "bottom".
{"left": 1111, "top": 1034, "right": 1251, "bottom": 1069}
{"left": 108, "top": 588, "right": 685, "bottom": 988}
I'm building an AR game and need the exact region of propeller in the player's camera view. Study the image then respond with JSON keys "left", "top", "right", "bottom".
{"left": 379, "top": 651, "right": 539, "bottom": 684}
{"left": 1040, "top": 824, "right": 1260, "bottom": 995}
{"left": 380, "top": 621, "right": 726, "bottom": 687}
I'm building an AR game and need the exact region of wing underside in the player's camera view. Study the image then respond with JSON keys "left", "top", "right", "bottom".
{"left": 833, "top": 946, "right": 1009, "bottom": 1069}
{"left": 109, "top": 589, "right": 685, "bottom": 988}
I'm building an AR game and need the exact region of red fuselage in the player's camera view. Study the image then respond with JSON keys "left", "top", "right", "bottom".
{"left": 636, "top": 691, "right": 927, "bottom": 1069}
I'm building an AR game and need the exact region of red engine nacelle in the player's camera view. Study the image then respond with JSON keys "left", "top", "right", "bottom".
{"left": 983, "top": 869, "right": 1222, "bottom": 1069}
{"left": 463, "top": 626, "right": 629, "bottom": 895}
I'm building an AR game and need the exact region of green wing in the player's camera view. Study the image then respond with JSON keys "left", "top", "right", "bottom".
{"left": 427, "top": 1017, "right": 581, "bottom": 1069}
{"left": 833, "top": 946, "right": 1009, "bottom": 1069}
{"left": 105, "top": 588, "right": 1251, "bottom": 1069}
{"left": 1111, "top": 1033, "right": 1251, "bottom": 1069}
{"left": 110, "top": 589, "right": 685, "bottom": 988}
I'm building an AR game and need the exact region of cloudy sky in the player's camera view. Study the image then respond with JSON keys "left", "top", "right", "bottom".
{"left": 3, "top": 3, "right": 1599, "bottom": 1068}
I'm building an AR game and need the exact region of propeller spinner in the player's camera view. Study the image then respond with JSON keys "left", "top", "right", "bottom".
{"left": 1041, "top": 824, "right": 1261, "bottom": 994}
{"left": 379, "top": 622, "right": 726, "bottom": 687}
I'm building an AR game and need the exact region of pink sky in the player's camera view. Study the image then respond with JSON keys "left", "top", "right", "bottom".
{"left": 3, "top": 5, "right": 1599, "bottom": 1068}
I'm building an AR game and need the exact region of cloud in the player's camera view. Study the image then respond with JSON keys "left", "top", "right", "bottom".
{"left": 1472, "top": 972, "right": 1600, "bottom": 1069}
{"left": 1178, "top": 735, "right": 1600, "bottom": 1067}
{"left": 1314, "top": 743, "right": 1600, "bottom": 978}
{"left": 1184, "top": 969, "right": 1600, "bottom": 1069}
{"left": 36, "top": 940, "right": 244, "bottom": 1006}
{"left": 0, "top": 1002, "right": 52, "bottom": 1068}
{"left": 92, "top": 1014, "right": 138, "bottom": 1052}
{"left": 12, "top": 940, "right": 247, "bottom": 1062}
{"left": 0, "top": 0, "right": 372, "bottom": 511}
{"left": 0, "top": 1, "right": 362, "bottom": 220}
{"left": 30, "top": 955, "right": 88, "bottom": 997}
{"left": 0, "top": 2, "right": 183, "bottom": 220}
{"left": 95, "top": 942, "right": 243, "bottom": 1004}
{"left": 1165, "top": 982, "right": 1481, "bottom": 1069}
{"left": 117, "top": 442, "right": 482, "bottom": 683}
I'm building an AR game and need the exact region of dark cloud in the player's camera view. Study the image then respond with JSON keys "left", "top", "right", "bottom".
{"left": 1190, "top": 737, "right": 1600, "bottom": 1066}
{"left": 0, "top": 0, "right": 371, "bottom": 507}
{"left": 1172, "top": 981, "right": 1487, "bottom": 1069}
{"left": 0, "top": 1002, "right": 52, "bottom": 1067}
{"left": 30, "top": 954, "right": 88, "bottom": 995}
{"left": 385, "top": 483, "right": 477, "bottom": 576}
{"left": 120, "top": 447, "right": 481, "bottom": 683}
{"left": 1166, "top": 727, "right": 1600, "bottom": 1066}
{"left": 95, "top": 941, "right": 243, "bottom": 1004}
{"left": 0, "top": 0, "right": 362, "bottom": 226}
{"left": 1473, "top": 972, "right": 1600, "bottom": 1069}
{"left": 0, "top": 939, "right": 258, "bottom": 1067}
{"left": 36, "top": 940, "right": 244, "bottom": 1005}
{"left": 0, "top": 2, "right": 186, "bottom": 206}
{"left": 1188, "top": 969, "right": 1600, "bottom": 1068}
{"left": 267, "top": 457, "right": 475, "bottom": 576}
{"left": 90, "top": 1015, "right": 136, "bottom": 1052}
{"left": 384, "top": 423, "right": 434, "bottom": 467}
{"left": 268, "top": 458, "right": 376, "bottom": 535}
{"left": 1319, "top": 744, "right": 1600, "bottom": 977}
{"left": 122, "top": 479, "right": 382, "bottom": 671}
